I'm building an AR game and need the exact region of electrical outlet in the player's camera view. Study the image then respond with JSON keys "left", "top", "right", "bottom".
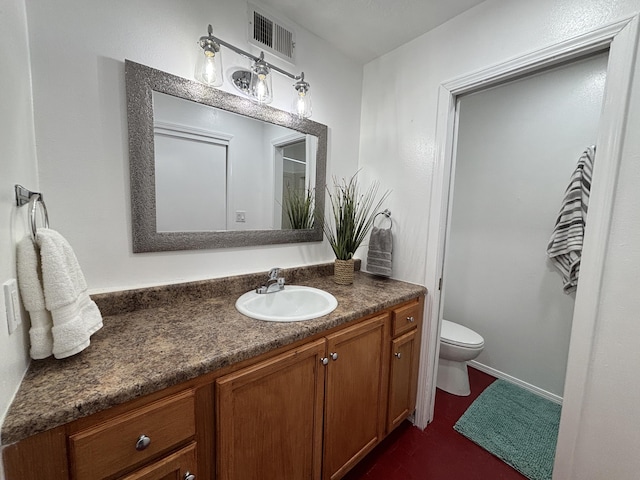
{"left": 4, "top": 279, "right": 22, "bottom": 335}
{"left": 235, "top": 210, "right": 246, "bottom": 223}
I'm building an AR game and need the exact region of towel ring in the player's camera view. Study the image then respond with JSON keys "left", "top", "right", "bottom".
{"left": 29, "top": 194, "right": 49, "bottom": 242}
{"left": 374, "top": 209, "right": 392, "bottom": 230}
{"left": 15, "top": 185, "right": 50, "bottom": 242}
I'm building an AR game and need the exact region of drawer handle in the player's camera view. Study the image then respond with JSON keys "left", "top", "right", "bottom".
{"left": 135, "top": 434, "right": 151, "bottom": 451}
{"left": 394, "top": 352, "right": 402, "bottom": 359}
{"left": 330, "top": 352, "right": 339, "bottom": 361}
{"left": 184, "top": 472, "right": 196, "bottom": 480}
{"left": 320, "top": 357, "right": 329, "bottom": 365}
{"left": 406, "top": 316, "right": 415, "bottom": 323}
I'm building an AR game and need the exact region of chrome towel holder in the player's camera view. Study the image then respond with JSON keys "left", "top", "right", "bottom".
{"left": 15, "top": 184, "right": 49, "bottom": 242}
{"left": 374, "top": 209, "right": 392, "bottom": 229}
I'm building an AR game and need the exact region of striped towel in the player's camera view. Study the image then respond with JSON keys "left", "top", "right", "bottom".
{"left": 547, "top": 146, "right": 595, "bottom": 293}
{"left": 367, "top": 226, "right": 393, "bottom": 277}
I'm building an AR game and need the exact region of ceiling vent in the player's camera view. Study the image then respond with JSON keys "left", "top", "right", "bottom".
{"left": 248, "top": 4, "right": 296, "bottom": 64}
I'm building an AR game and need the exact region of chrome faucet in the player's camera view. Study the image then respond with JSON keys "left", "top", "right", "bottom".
{"left": 256, "top": 267, "right": 285, "bottom": 294}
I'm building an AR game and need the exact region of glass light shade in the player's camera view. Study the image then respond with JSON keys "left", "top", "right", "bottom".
{"left": 250, "top": 68, "right": 273, "bottom": 104}
{"left": 195, "top": 49, "right": 223, "bottom": 87}
{"left": 292, "top": 88, "right": 312, "bottom": 119}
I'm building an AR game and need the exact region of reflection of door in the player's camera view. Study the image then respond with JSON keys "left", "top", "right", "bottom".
{"left": 282, "top": 141, "right": 307, "bottom": 192}
{"left": 280, "top": 140, "right": 307, "bottom": 229}
{"left": 272, "top": 134, "right": 312, "bottom": 229}
{"left": 154, "top": 124, "right": 229, "bottom": 232}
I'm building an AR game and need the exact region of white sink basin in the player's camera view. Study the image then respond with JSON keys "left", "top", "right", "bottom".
{"left": 235, "top": 285, "right": 338, "bottom": 322}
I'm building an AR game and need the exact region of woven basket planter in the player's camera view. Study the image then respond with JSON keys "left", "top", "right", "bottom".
{"left": 334, "top": 259, "right": 355, "bottom": 285}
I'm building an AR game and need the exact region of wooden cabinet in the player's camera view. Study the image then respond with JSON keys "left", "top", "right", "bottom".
{"left": 216, "top": 339, "right": 326, "bottom": 480}
{"left": 387, "top": 299, "right": 423, "bottom": 433}
{"left": 323, "top": 314, "right": 388, "bottom": 480}
{"left": 216, "top": 313, "right": 390, "bottom": 480}
{"left": 3, "top": 294, "right": 424, "bottom": 480}
{"left": 69, "top": 390, "right": 197, "bottom": 480}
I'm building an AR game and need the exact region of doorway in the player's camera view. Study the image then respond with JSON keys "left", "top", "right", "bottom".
{"left": 441, "top": 52, "right": 608, "bottom": 401}
{"left": 415, "top": 24, "right": 639, "bottom": 472}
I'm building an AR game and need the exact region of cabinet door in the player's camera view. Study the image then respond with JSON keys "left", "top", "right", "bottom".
{"left": 216, "top": 339, "right": 326, "bottom": 480}
{"left": 323, "top": 314, "right": 388, "bottom": 480}
{"left": 120, "top": 443, "right": 197, "bottom": 480}
{"left": 387, "top": 329, "right": 418, "bottom": 432}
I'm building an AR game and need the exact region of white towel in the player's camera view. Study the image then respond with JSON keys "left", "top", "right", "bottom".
{"left": 17, "top": 228, "right": 103, "bottom": 359}
{"left": 547, "top": 146, "right": 595, "bottom": 293}
{"left": 16, "top": 238, "right": 54, "bottom": 359}
{"left": 367, "top": 226, "right": 393, "bottom": 277}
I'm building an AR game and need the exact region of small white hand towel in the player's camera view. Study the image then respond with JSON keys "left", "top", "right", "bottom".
{"left": 16, "top": 228, "right": 103, "bottom": 359}
{"left": 17, "top": 238, "right": 54, "bottom": 359}
{"left": 36, "top": 228, "right": 103, "bottom": 358}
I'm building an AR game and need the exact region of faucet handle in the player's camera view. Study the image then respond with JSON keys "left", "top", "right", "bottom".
{"left": 268, "top": 267, "right": 281, "bottom": 279}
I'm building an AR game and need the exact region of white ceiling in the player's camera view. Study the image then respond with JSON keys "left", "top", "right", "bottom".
{"left": 255, "top": 0, "right": 487, "bottom": 64}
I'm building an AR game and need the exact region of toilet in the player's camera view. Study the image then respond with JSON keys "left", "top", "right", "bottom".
{"left": 436, "top": 319, "right": 485, "bottom": 396}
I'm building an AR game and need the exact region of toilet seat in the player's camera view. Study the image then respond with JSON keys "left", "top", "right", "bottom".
{"left": 441, "top": 319, "right": 484, "bottom": 348}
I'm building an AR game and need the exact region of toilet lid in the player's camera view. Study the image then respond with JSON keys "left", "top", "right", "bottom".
{"left": 441, "top": 319, "right": 484, "bottom": 348}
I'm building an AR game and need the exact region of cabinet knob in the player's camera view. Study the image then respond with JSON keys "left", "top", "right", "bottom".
{"left": 394, "top": 352, "right": 402, "bottom": 359}
{"left": 320, "top": 357, "right": 329, "bottom": 365}
{"left": 135, "top": 434, "right": 151, "bottom": 451}
{"left": 184, "top": 472, "right": 196, "bottom": 480}
{"left": 407, "top": 316, "right": 415, "bottom": 323}
{"left": 330, "top": 352, "right": 338, "bottom": 361}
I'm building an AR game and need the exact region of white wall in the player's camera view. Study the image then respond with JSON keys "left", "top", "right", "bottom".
{"left": 359, "top": 0, "right": 640, "bottom": 478}
{"left": 443, "top": 53, "right": 607, "bottom": 398}
{"left": 24, "top": 0, "right": 363, "bottom": 292}
{"left": 358, "top": 0, "right": 639, "bottom": 284}
{"left": 0, "top": 0, "right": 38, "bottom": 449}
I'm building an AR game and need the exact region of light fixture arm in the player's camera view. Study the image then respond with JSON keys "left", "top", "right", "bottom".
{"left": 203, "top": 25, "right": 303, "bottom": 81}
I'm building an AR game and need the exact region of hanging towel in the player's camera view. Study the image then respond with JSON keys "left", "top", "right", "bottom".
{"left": 547, "top": 146, "right": 595, "bottom": 293}
{"left": 367, "top": 226, "right": 393, "bottom": 277}
{"left": 16, "top": 238, "right": 54, "bottom": 359}
{"left": 17, "top": 228, "right": 103, "bottom": 359}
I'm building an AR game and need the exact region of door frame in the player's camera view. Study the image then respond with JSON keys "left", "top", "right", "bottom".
{"left": 271, "top": 132, "right": 307, "bottom": 228}
{"left": 416, "top": 14, "right": 639, "bottom": 477}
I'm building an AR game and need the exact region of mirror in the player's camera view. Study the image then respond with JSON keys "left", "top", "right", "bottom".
{"left": 125, "top": 60, "right": 327, "bottom": 253}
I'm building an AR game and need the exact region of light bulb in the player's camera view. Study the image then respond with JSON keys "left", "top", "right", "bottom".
{"left": 255, "top": 75, "right": 269, "bottom": 102}
{"left": 292, "top": 77, "right": 312, "bottom": 119}
{"left": 250, "top": 63, "right": 272, "bottom": 104}
{"left": 195, "top": 50, "right": 223, "bottom": 87}
{"left": 195, "top": 25, "right": 223, "bottom": 87}
{"left": 293, "top": 90, "right": 312, "bottom": 119}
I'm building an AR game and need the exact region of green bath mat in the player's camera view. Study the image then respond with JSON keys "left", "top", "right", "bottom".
{"left": 454, "top": 380, "right": 561, "bottom": 480}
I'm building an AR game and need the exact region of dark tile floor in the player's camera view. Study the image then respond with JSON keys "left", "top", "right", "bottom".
{"left": 343, "top": 367, "right": 529, "bottom": 480}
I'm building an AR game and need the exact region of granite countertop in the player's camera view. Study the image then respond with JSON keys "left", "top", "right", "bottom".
{"left": 1, "top": 266, "right": 425, "bottom": 445}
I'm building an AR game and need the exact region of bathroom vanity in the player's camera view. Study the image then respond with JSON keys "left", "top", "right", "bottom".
{"left": 2, "top": 266, "right": 425, "bottom": 480}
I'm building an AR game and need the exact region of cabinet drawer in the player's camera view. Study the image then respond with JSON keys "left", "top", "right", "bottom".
{"left": 70, "top": 389, "right": 195, "bottom": 480}
{"left": 391, "top": 301, "right": 421, "bottom": 337}
{"left": 120, "top": 442, "right": 197, "bottom": 480}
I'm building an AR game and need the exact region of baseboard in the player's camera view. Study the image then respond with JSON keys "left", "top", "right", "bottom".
{"left": 468, "top": 360, "right": 563, "bottom": 405}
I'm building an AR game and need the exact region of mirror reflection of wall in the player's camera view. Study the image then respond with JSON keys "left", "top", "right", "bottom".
{"left": 152, "top": 92, "right": 316, "bottom": 232}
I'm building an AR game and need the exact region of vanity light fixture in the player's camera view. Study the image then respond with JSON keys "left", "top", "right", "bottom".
{"left": 196, "top": 24, "right": 313, "bottom": 118}
{"left": 195, "top": 25, "right": 223, "bottom": 87}
{"left": 292, "top": 73, "right": 312, "bottom": 119}
{"left": 250, "top": 52, "right": 273, "bottom": 104}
